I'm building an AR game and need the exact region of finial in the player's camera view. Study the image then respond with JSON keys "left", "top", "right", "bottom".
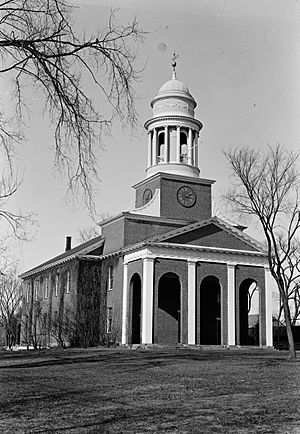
{"left": 172, "top": 51, "right": 179, "bottom": 79}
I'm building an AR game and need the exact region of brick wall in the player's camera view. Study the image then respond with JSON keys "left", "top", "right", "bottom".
{"left": 196, "top": 262, "right": 228, "bottom": 345}
{"left": 22, "top": 259, "right": 79, "bottom": 347}
{"left": 103, "top": 256, "right": 123, "bottom": 343}
{"left": 160, "top": 178, "right": 212, "bottom": 221}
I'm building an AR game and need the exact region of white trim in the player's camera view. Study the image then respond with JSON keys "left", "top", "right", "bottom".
{"left": 141, "top": 258, "right": 154, "bottom": 344}
{"left": 121, "top": 263, "right": 128, "bottom": 344}
{"left": 124, "top": 247, "right": 267, "bottom": 268}
{"left": 227, "top": 264, "right": 236, "bottom": 346}
{"left": 264, "top": 267, "right": 273, "bottom": 347}
{"left": 154, "top": 243, "right": 265, "bottom": 257}
{"left": 187, "top": 261, "right": 196, "bottom": 344}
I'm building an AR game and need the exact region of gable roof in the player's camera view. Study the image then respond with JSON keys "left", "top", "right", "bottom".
{"left": 20, "top": 236, "right": 104, "bottom": 279}
{"left": 147, "top": 216, "right": 265, "bottom": 252}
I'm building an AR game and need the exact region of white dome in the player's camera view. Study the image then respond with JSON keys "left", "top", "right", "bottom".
{"left": 151, "top": 75, "right": 196, "bottom": 117}
{"left": 158, "top": 78, "right": 190, "bottom": 94}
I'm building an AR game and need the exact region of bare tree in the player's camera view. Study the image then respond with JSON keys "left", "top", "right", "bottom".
{"left": 77, "top": 225, "right": 100, "bottom": 244}
{"left": 0, "top": 170, "right": 35, "bottom": 241}
{"left": 224, "top": 144, "right": 300, "bottom": 359}
{"left": 0, "top": 262, "right": 22, "bottom": 349}
{"left": 0, "top": 0, "right": 144, "bottom": 213}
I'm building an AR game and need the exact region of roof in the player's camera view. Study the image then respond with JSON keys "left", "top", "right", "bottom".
{"left": 159, "top": 78, "right": 190, "bottom": 94}
{"left": 20, "top": 236, "right": 104, "bottom": 279}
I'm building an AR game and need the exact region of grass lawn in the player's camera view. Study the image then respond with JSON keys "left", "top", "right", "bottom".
{"left": 0, "top": 347, "right": 299, "bottom": 433}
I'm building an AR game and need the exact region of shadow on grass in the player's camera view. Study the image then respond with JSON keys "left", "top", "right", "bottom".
{"left": 0, "top": 347, "right": 291, "bottom": 371}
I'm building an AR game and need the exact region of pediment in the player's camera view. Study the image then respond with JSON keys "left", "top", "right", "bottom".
{"left": 151, "top": 217, "right": 264, "bottom": 253}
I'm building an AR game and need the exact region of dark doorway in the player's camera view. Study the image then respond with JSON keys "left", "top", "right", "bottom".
{"left": 157, "top": 273, "right": 181, "bottom": 344}
{"left": 239, "top": 279, "right": 259, "bottom": 346}
{"left": 131, "top": 274, "right": 141, "bottom": 344}
{"left": 200, "top": 276, "right": 221, "bottom": 345}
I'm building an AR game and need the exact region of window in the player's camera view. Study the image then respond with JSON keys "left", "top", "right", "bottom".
{"left": 107, "top": 308, "right": 113, "bottom": 333}
{"left": 66, "top": 271, "right": 71, "bottom": 294}
{"left": 45, "top": 277, "right": 49, "bottom": 299}
{"left": 34, "top": 280, "right": 39, "bottom": 301}
{"left": 43, "top": 313, "right": 48, "bottom": 331}
{"left": 55, "top": 273, "right": 59, "bottom": 296}
{"left": 27, "top": 282, "right": 31, "bottom": 303}
{"left": 108, "top": 266, "right": 114, "bottom": 291}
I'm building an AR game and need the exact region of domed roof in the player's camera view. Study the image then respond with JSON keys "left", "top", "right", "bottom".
{"left": 158, "top": 78, "right": 190, "bottom": 94}
{"left": 151, "top": 72, "right": 196, "bottom": 110}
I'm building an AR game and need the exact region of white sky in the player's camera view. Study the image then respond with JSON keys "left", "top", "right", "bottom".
{"left": 1, "top": 0, "right": 300, "bottom": 272}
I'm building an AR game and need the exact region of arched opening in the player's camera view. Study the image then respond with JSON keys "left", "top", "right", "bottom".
{"left": 158, "top": 131, "right": 165, "bottom": 163}
{"left": 157, "top": 273, "right": 181, "bottom": 344}
{"left": 180, "top": 131, "right": 187, "bottom": 163}
{"left": 130, "top": 273, "right": 141, "bottom": 344}
{"left": 200, "top": 276, "right": 221, "bottom": 345}
{"left": 239, "top": 279, "right": 259, "bottom": 346}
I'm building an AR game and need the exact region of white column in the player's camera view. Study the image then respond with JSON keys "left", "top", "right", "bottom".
{"left": 164, "top": 126, "right": 168, "bottom": 162}
{"left": 227, "top": 264, "right": 236, "bottom": 346}
{"left": 152, "top": 128, "right": 157, "bottom": 165}
{"left": 142, "top": 257, "right": 154, "bottom": 344}
{"left": 121, "top": 263, "right": 129, "bottom": 345}
{"left": 188, "top": 261, "right": 196, "bottom": 345}
{"left": 188, "top": 128, "right": 193, "bottom": 165}
{"left": 264, "top": 267, "right": 273, "bottom": 347}
{"left": 176, "top": 126, "right": 180, "bottom": 162}
{"left": 194, "top": 131, "right": 199, "bottom": 169}
{"left": 147, "top": 131, "right": 152, "bottom": 167}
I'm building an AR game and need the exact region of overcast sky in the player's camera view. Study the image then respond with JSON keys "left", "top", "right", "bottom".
{"left": 1, "top": 0, "right": 300, "bottom": 272}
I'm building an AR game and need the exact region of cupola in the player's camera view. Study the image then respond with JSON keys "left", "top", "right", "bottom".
{"left": 144, "top": 60, "right": 203, "bottom": 178}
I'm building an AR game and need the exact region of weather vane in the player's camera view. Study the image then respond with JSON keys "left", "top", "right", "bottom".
{"left": 172, "top": 51, "right": 179, "bottom": 79}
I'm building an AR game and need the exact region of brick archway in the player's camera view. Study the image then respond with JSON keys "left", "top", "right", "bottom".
{"left": 130, "top": 273, "right": 141, "bottom": 345}
{"left": 200, "top": 276, "right": 221, "bottom": 345}
{"left": 239, "top": 279, "right": 259, "bottom": 346}
{"left": 157, "top": 273, "right": 181, "bottom": 345}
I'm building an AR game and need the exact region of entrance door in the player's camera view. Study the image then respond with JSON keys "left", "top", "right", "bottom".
{"left": 131, "top": 274, "right": 141, "bottom": 344}
{"left": 200, "top": 276, "right": 221, "bottom": 345}
{"left": 157, "top": 273, "right": 181, "bottom": 344}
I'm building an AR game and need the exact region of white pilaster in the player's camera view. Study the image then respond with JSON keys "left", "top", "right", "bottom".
{"left": 121, "top": 263, "right": 129, "bottom": 344}
{"left": 176, "top": 126, "right": 180, "bottom": 162}
{"left": 188, "top": 128, "right": 193, "bottom": 165}
{"left": 147, "top": 131, "right": 152, "bottom": 167}
{"left": 164, "top": 126, "right": 168, "bottom": 162}
{"left": 264, "top": 267, "right": 273, "bottom": 347}
{"left": 142, "top": 257, "right": 154, "bottom": 344}
{"left": 187, "top": 261, "right": 196, "bottom": 344}
{"left": 227, "top": 264, "right": 236, "bottom": 346}
{"left": 152, "top": 128, "right": 157, "bottom": 165}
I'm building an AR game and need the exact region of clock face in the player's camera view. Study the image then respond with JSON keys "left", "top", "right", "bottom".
{"left": 177, "top": 186, "right": 196, "bottom": 208}
{"left": 142, "top": 188, "right": 153, "bottom": 205}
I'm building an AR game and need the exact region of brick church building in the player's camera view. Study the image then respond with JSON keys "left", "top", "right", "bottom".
{"left": 20, "top": 63, "right": 273, "bottom": 348}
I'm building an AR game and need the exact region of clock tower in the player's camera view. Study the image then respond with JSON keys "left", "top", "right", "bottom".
{"left": 131, "top": 61, "right": 215, "bottom": 222}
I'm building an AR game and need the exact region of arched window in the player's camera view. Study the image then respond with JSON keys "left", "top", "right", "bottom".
{"left": 180, "top": 131, "right": 187, "bottom": 163}
{"left": 158, "top": 131, "right": 165, "bottom": 162}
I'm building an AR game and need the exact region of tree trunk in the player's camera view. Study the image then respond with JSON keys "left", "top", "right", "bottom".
{"left": 281, "top": 290, "right": 296, "bottom": 359}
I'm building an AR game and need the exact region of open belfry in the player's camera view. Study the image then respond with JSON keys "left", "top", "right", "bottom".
{"left": 21, "top": 61, "right": 273, "bottom": 348}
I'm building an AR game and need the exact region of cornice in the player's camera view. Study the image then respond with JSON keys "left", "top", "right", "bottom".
{"left": 144, "top": 115, "right": 202, "bottom": 130}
